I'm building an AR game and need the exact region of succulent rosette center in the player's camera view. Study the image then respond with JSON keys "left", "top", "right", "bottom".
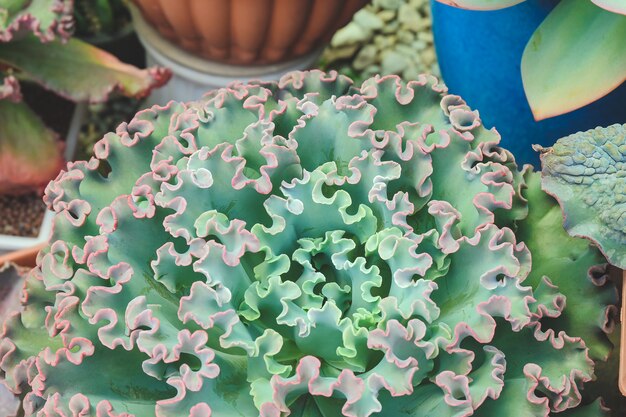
{"left": 0, "top": 71, "right": 615, "bottom": 417}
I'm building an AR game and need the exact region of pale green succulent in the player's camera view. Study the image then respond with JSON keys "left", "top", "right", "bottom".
{"left": 0, "top": 71, "right": 619, "bottom": 416}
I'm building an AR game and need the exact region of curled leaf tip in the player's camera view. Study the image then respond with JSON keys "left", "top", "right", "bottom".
{"left": 0, "top": 0, "right": 74, "bottom": 43}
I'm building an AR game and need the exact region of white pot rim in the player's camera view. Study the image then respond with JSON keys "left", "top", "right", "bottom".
{"left": 0, "top": 209, "right": 54, "bottom": 252}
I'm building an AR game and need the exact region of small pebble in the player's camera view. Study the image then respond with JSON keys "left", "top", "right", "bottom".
{"left": 321, "top": 0, "right": 440, "bottom": 83}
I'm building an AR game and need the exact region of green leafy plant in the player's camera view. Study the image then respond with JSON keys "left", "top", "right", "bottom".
{"left": 0, "top": 0, "right": 170, "bottom": 195}
{"left": 73, "top": 0, "right": 131, "bottom": 39}
{"left": 0, "top": 70, "right": 620, "bottom": 416}
{"left": 435, "top": 0, "right": 626, "bottom": 121}
{"left": 537, "top": 124, "right": 626, "bottom": 414}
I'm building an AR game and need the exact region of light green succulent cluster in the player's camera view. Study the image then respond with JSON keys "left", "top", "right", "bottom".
{"left": 0, "top": 71, "right": 619, "bottom": 416}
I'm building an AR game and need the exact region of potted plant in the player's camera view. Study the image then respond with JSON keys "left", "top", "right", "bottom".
{"left": 0, "top": 70, "right": 620, "bottom": 416}
{"left": 128, "top": 0, "right": 368, "bottom": 103}
{"left": 430, "top": 0, "right": 626, "bottom": 165}
{"left": 539, "top": 123, "right": 626, "bottom": 402}
{"left": 0, "top": 0, "right": 171, "bottom": 254}
{"left": 74, "top": 0, "right": 145, "bottom": 68}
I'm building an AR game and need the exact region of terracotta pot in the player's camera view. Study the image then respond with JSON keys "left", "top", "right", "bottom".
{"left": 131, "top": 0, "right": 367, "bottom": 65}
{"left": 0, "top": 243, "right": 44, "bottom": 269}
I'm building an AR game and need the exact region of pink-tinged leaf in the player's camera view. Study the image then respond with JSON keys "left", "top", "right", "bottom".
{"left": 521, "top": 0, "right": 626, "bottom": 120}
{"left": 0, "top": 35, "right": 171, "bottom": 103}
{"left": 0, "top": 264, "right": 26, "bottom": 327}
{"left": 0, "top": 0, "right": 74, "bottom": 42}
{"left": 591, "top": 0, "right": 626, "bottom": 15}
{"left": 0, "top": 99, "right": 64, "bottom": 195}
{"left": 434, "top": 0, "right": 526, "bottom": 10}
{"left": 0, "top": 76, "right": 21, "bottom": 102}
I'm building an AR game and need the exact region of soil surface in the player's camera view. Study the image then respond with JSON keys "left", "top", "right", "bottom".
{"left": 0, "top": 193, "right": 46, "bottom": 238}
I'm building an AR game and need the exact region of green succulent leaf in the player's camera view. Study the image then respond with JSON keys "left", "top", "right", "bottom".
{"left": 539, "top": 124, "right": 626, "bottom": 270}
{"left": 521, "top": 0, "right": 626, "bottom": 120}
{"left": 556, "top": 400, "right": 611, "bottom": 417}
{"left": 0, "top": 0, "right": 73, "bottom": 42}
{"left": 516, "top": 168, "right": 617, "bottom": 361}
{"left": 434, "top": 0, "right": 526, "bottom": 10}
{"left": 0, "top": 264, "right": 25, "bottom": 329}
{"left": 0, "top": 35, "right": 170, "bottom": 103}
{"left": 592, "top": 0, "right": 626, "bottom": 15}
{"left": 585, "top": 321, "right": 626, "bottom": 414}
{"left": 0, "top": 98, "right": 64, "bottom": 194}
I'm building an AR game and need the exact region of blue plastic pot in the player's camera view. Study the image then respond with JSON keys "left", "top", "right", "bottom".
{"left": 430, "top": 0, "right": 626, "bottom": 166}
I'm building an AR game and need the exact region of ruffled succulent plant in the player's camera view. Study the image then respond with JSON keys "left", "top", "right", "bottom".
{"left": 0, "top": 71, "right": 619, "bottom": 416}
{"left": 0, "top": 0, "right": 170, "bottom": 195}
{"left": 538, "top": 124, "right": 626, "bottom": 412}
{"left": 0, "top": 0, "right": 74, "bottom": 42}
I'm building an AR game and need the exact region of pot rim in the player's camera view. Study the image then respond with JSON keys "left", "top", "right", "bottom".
{"left": 0, "top": 210, "right": 53, "bottom": 253}
{"left": 130, "top": 4, "right": 323, "bottom": 78}
{"left": 0, "top": 243, "right": 43, "bottom": 272}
